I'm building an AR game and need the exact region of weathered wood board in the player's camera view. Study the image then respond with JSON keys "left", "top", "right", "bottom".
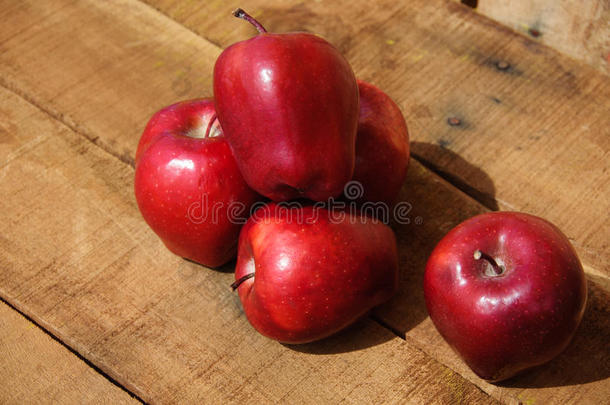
{"left": 0, "top": 0, "right": 608, "bottom": 403}
{"left": 2, "top": 0, "right": 607, "bottom": 273}
{"left": 467, "top": 0, "right": 610, "bottom": 75}
{"left": 0, "top": 301, "right": 137, "bottom": 404}
{"left": 0, "top": 82, "right": 496, "bottom": 403}
{"left": 142, "top": 0, "right": 610, "bottom": 276}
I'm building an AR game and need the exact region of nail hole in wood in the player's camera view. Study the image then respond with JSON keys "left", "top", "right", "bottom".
{"left": 528, "top": 28, "right": 541, "bottom": 38}
{"left": 447, "top": 117, "right": 461, "bottom": 126}
{"left": 461, "top": 0, "right": 478, "bottom": 8}
{"left": 496, "top": 61, "right": 510, "bottom": 71}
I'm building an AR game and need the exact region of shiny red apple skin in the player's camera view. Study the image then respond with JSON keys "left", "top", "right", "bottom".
{"left": 234, "top": 203, "right": 399, "bottom": 343}
{"left": 214, "top": 31, "right": 359, "bottom": 202}
{"left": 424, "top": 212, "right": 587, "bottom": 382}
{"left": 134, "top": 99, "right": 261, "bottom": 268}
{"left": 352, "top": 80, "right": 409, "bottom": 206}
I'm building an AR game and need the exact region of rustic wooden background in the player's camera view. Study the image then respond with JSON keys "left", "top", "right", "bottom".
{"left": 0, "top": 0, "right": 608, "bottom": 403}
{"left": 456, "top": 0, "right": 610, "bottom": 75}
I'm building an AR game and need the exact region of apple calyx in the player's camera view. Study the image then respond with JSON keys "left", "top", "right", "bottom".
{"left": 231, "top": 273, "right": 255, "bottom": 290}
{"left": 232, "top": 8, "right": 268, "bottom": 33}
{"left": 474, "top": 250, "right": 505, "bottom": 276}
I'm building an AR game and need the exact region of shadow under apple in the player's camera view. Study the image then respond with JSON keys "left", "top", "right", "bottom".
{"left": 410, "top": 141, "right": 499, "bottom": 210}
{"left": 283, "top": 316, "right": 395, "bottom": 355}
{"left": 182, "top": 257, "right": 236, "bottom": 274}
{"left": 372, "top": 152, "right": 496, "bottom": 335}
{"left": 497, "top": 275, "right": 610, "bottom": 388}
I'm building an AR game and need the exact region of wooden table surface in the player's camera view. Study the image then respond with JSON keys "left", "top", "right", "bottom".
{"left": 0, "top": 0, "right": 608, "bottom": 403}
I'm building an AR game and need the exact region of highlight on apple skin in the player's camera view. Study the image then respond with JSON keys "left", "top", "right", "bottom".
{"left": 134, "top": 98, "right": 261, "bottom": 268}
{"left": 232, "top": 203, "right": 400, "bottom": 344}
{"left": 423, "top": 211, "right": 587, "bottom": 382}
{"left": 214, "top": 9, "right": 359, "bottom": 202}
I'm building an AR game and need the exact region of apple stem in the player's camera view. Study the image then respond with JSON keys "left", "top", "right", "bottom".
{"left": 474, "top": 250, "right": 504, "bottom": 276}
{"left": 232, "top": 8, "right": 267, "bottom": 33}
{"left": 231, "top": 273, "right": 255, "bottom": 290}
{"left": 204, "top": 113, "right": 218, "bottom": 138}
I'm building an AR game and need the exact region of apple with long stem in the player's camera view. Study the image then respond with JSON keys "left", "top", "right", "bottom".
{"left": 134, "top": 99, "right": 261, "bottom": 268}
{"left": 214, "top": 9, "right": 359, "bottom": 202}
{"left": 232, "top": 203, "right": 399, "bottom": 343}
{"left": 424, "top": 212, "right": 587, "bottom": 381}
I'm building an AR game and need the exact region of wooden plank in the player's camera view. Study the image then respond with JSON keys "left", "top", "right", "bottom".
{"left": 0, "top": 0, "right": 606, "bottom": 403}
{"left": 0, "top": 0, "right": 221, "bottom": 166}
{"left": 132, "top": 2, "right": 610, "bottom": 399}
{"left": 129, "top": 1, "right": 610, "bottom": 402}
{"left": 0, "top": 82, "right": 496, "bottom": 405}
{"left": 140, "top": 0, "right": 610, "bottom": 276}
{"left": 0, "top": 301, "right": 137, "bottom": 404}
{"left": 389, "top": 166, "right": 610, "bottom": 403}
{"left": 463, "top": 0, "right": 610, "bottom": 75}
{"left": 0, "top": 2, "right": 498, "bottom": 404}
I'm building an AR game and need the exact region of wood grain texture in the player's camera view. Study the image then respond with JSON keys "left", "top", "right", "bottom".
{"left": 0, "top": 0, "right": 607, "bottom": 403}
{"left": 381, "top": 160, "right": 610, "bottom": 404}
{"left": 135, "top": 2, "right": 610, "bottom": 397}
{"left": 141, "top": 0, "right": 610, "bottom": 277}
{"left": 471, "top": 0, "right": 610, "bottom": 75}
{"left": 0, "top": 1, "right": 498, "bottom": 404}
{"left": 0, "top": 0, "right": 221, "bottom": 166}
{"left": 0, "top": 301, "right": 137, "bottom": 404}
{"left": 0, "top": 83, "right": 496, "bottom": 405}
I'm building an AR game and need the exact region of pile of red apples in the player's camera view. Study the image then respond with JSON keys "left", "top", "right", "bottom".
{"left": 134, "top": 9, "right": 587, "bottom": 382}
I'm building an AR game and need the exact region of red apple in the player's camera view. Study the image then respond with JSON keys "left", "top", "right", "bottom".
{"left": 232, "top": 203, "right": 399, "bottom": 343}
{"left": 214, "top": 9, "right": 359, "bottom": 202}
{"left": 350, "top": 80, "right": 409, "bottom": 206}
{"left": 424, "top": 212, "right": 587, "bottom": 381}
{"left": 134, "top": 99, "right": 261, "bottom": 268}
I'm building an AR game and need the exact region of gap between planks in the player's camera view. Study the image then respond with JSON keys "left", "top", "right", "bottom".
{"left": 0, "top": 77, "right": 467, "bottom": 400}
{"left": 0, "top": 3, "right": 605, "bottom": 385}
{"left": 131, "top": 0, "right": 505, "bottom": 215}
{"left": 0, "top": 77, "right": 135, "bottom": 168}
{"left": 0, "top": 31, "right": 494, "bottom": 362}
{"left": 132, "top": 0, "right": 609, "bottom": 277}
{"left": 133, "top": 1, "right": 610, "bottom": 279}
{"left": 0, "top": 78, "right": 145, "bottom": 402}
{"left": 0, "top": 0, "right": 491, "bottom": 349}
{"left": 0, "top": 2, "right": 604, "bottom": 402}
{"left": 0, "top": 294, "right": 145, "bottom": 403}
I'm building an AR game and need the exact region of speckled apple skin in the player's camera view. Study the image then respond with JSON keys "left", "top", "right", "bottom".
{"left": 352, "top": 80, "right": 410, "bottom": 207}
{"left": 424, "top": 212, "right": 587, "bottom": 381}
{"left": 234, "top": 204, "right": 399, "bottom": 343}
{"left": 214, "top": 33, "right": 359, "bottom": 202}
{"left": 134, "top": 99, "right": 261, "bottom": 268}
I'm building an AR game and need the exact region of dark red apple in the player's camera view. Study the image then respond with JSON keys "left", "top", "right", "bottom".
{"left": 424, "top": 212, "right": 587, "bottom": 381}
{"left": 232, "top": 203, "right": 399, "bottom": 343}
{"left": 134, "top": 99, "right": 261, "bottom": 268}
{"left": 350, "top": 80, "right": 409, "bottom": 206}
{"left": 214, "top": 9, "right": 359, "bottom": 202}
